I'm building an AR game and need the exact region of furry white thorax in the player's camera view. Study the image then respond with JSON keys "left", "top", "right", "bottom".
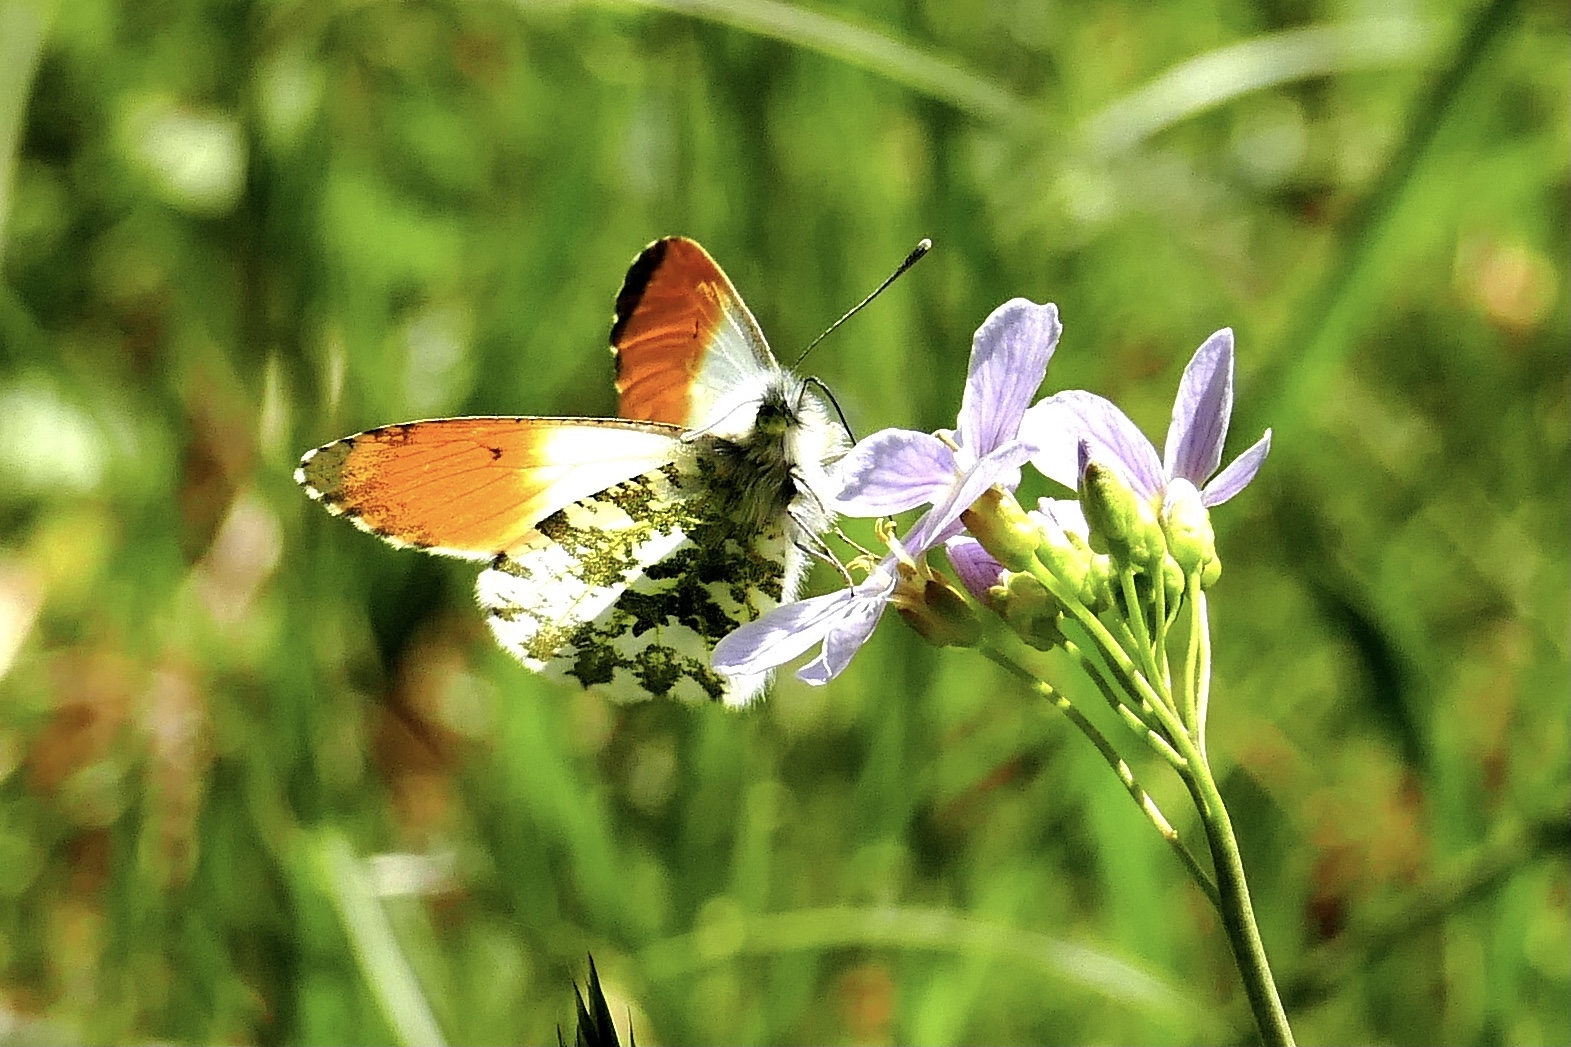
{"left": 685, "top": 366, "right": 846, "bottom": 542}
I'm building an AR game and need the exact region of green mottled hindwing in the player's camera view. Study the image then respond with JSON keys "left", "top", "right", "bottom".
{"left": 476, "top": 453, "right": 798, "bottom": 706}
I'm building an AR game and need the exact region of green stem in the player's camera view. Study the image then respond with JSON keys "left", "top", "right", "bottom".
{"left": 1177, "top": 577, "right": 1199, "bottom": 731}
{"left": 1059, "top": 638, "right": 1187, "bottom": 771}
{"left": 1192, "top": 583, "right": 1212, "bottom": 758}
{"left": 1043, "top": 679, "right": 1218, "bottom": 908}
{"left": 979, "top": 630, "right": 1219, "bottom": 907}
{"left": 1118, "top": 569, "right": 1165, "bottom": 692}
{"left": 1179, "top": 745, "right": 1294, "bottom": 1045}
{"left": 1105, "top": 615, "right": 1155, "bottom": 703}
{"left": 1026, "top": 557, "right": 1185, "bottom": 746}
{"left": 1014, "top": 554, "right": 1291, "bottom": 1039}
{"left": 1151, "top": 564, "right": 1173, "bottom": 693}
{"left": 1063, "top": 628, "right": 1164, "bottom": 731}
{"left": 1095, "top": 612, "right": 1190, "bottom": 756}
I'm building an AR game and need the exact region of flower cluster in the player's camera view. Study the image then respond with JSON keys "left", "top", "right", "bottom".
{"left": 712, "top": 299, "right": 1271, "bottom": 685}
{"left": 713, "top": 294, "right": 1295, "bottom": 1043}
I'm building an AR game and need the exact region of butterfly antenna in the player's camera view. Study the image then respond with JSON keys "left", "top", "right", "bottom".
{"left": 791, "top": 238, "right": 932, "bottom": 370}
{"left": 802, "top": 375, "right": 856, "bottom": 443}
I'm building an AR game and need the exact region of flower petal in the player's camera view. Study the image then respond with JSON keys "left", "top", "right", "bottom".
{"left": 831, "top": 428, "right": 955, "bottom": 516}
{"left": 945, "top": 536, "right": 1004, "bottom": 602}
{"left": 1164, "top": 329, "right": 1234, "bottom": 484}
{"left": 904, "top": 439, "right": 1035, "bottom": 554}
{"left": 957, "top": 299, "right": 1060, "bottom": 459}
{"left": 1021, "top": 390, "right": 1164, "bottom": 499}
{"left": 796, "top": 612, "right": 879, "bottom": 685}
{"left": 1199, "top": 428, "right": 1271, "bottom": 506}
{"left": 795, "top": 574, "right": 896, "bottom": 684}
{"left": 711, "top": 588, "right": 856, "bottom": 676}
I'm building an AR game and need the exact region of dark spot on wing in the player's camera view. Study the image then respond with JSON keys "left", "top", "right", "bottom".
{"left": 374, "top": 423, "right": 417, "bottom": 444}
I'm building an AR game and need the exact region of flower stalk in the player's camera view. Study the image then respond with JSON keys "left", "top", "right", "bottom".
{"left": 1179, "top": 728, "right": 1295, "bottom": 1046}
{"left": 1034, "top": 540, "right": 1294, "bottom": 1044}
{"left": 976, "top": 617, "right": 1218, "bottom": 908}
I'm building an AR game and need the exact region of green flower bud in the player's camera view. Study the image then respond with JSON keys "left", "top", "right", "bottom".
{"left": 1082, "top": 551, "right": 1117, "bottom": 612}
{"left": 1080, "top": 461, "right": 1165, "bottom": 571}
{"left": 990, "top": 569, "right": 1064, "bottom": 651}
{"left": 1032, "top": 511, "right": 1092, "bottom": 596}
{"left": 1160, "top": 478, "right": 1217, "bottom": 577}
{"left": 961, "top": 486, "right": 1041, "bottom": 571}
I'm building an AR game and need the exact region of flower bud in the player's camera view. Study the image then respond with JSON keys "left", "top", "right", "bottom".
{"left": 1080, "top": 461, "right": 1165, "bottom": 571}
{"left": 893, "top": 565, "right": 982, "bottom": 648}
{"left": 990, "top": 569, "right": 1064, "bottom": 651}
{"left": 1031, "top": 511, "right": 1092, "bottom": 596}
{"left": 961, "top": 486, "right": 1041, "bottom": 572}
{"left": 1081, "top": 551, "right": 1117, "bottom": 612}
{"left": 1160, "top": 478, "right": 1217, "bottom": 577}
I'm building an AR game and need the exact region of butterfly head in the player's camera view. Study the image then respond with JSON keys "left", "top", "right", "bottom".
{"left": 687, "top": 369, "right": 845, "bottom": 534}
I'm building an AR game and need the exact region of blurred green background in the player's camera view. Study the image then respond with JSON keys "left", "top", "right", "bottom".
{"left": 0, "top": 0, "right": 1566, "bottom": 1043}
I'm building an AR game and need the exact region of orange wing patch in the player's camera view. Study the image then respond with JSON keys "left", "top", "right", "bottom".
{"left": 295, "top": 417, "right": 683, "bottom": 559}
{"left": 611, "top": 237, "right": 766, "bottom": 426}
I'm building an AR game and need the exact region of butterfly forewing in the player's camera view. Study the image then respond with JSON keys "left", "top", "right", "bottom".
{"left": 612, "top": 237, "right": 779, "bottom": 429}
{"left": 296, "top": 417, "right": 684, "bottom": 559}
{"left": 478, "top": 457, "right": 794, "bottom": 705}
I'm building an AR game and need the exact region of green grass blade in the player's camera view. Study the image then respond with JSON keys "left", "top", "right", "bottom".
{"left": 317, "top": 832, "right": 448, "bottom": 1047}
{"left": 600, "top": 0, "right": 1034, "bottom": 126}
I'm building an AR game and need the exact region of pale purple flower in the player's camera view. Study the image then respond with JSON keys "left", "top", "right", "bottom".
{"left": 712, "top": 298, "right": 1062, "bottom": 685}
{"left": 712, "top": 564, "right": 899, "bottom": 686}
{"left": 832, "top": 298, "right": 1062, "bottom": 541}
{"left": 1022, "top": 329, "right": 1271, "bottom": 510}
{"left": 943, "top": 536, "right": 1005, "bottom": 603}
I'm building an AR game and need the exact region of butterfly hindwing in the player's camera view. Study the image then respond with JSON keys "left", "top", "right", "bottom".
{"left": 477, "top": 457, "right": 798, "bottom": 705}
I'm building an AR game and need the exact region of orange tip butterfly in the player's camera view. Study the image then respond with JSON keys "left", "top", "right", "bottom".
{"left": 296, "top": 237, "right": 847, "bottom": 706}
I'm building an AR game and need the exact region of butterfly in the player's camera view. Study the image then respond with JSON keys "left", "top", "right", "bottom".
{"left": 296, "top": 237, "right": 847, "bottom": 706}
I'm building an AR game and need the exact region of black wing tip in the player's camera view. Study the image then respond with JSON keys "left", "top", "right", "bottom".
{"left": 295, "top": 442, "right": 324, "bottom": 480}
{"left": 295, "top": 437, "right": 358, "bottom": 501}
{"left": 610, "top": 238, "right": 674, "bottom": 349}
